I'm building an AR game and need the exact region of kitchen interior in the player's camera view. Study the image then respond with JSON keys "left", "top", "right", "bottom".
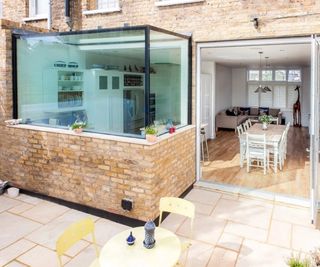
{"left": 17, "top": 31, "right": 187, "bottom": 137}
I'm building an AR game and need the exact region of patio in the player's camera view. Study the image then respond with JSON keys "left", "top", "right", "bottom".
{"left": 1, "top": 188, "right": 319, "bottom": 267}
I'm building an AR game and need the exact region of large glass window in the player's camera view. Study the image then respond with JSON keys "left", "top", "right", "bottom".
{"left": 15, "top": 27, "right": 190, "bottom": 138}
{"left": 150, "top": 30, "right": 189, "bottom": 134}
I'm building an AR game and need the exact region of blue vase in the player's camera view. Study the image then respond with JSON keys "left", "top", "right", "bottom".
{"left": 126, "top": 231, "right": 135, "bottom": 246}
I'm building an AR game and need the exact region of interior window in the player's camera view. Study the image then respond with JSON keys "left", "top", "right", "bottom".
{"left": 248, "top": 70, "right": 259, "bottom": 81}
{"left": 275, "top": 70, "right": 286, "bottom": 81}
{"left": 261, "top": 70, "right": 273, "bottom": 81}
{"left": 273, "top": 85, "right": 287, "bottom": 108}
{"left": 288, "top": 69, "right": 301, "bottom": 82}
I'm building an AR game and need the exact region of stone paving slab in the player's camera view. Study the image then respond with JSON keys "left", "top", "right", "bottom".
{"left": 1, "top": 190, "right": 320, "bottom": 266}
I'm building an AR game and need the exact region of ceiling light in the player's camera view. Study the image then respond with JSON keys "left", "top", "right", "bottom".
{"left": 263, "top": 56, "right": 272, "bottom": 92}
{"left": 255, "top": 51, "right": 267, "bottom": 93}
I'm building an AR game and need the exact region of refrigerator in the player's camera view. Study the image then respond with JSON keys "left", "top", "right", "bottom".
{"left": 123, "top": 89, "right": 145, "bottom": 134}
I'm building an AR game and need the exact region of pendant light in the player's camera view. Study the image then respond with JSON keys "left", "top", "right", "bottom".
{"left": 255, "top": 51, "right": 267, "bottom": 93}
{"left": 263, "top": 56, "right": 272, "bottom": 92}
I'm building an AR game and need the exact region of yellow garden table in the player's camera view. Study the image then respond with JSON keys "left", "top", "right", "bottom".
{"left": 99, "top": 227, "right": 181, "bottom": 267}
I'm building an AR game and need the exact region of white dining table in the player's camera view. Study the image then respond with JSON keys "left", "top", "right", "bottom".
{"left": 240, "top": 123, "right": 286, "bottom": 173}
{"left": 99, "top": 227, "right": 181, "bottom": 267}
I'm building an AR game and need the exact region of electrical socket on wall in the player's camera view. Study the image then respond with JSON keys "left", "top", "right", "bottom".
{"left": 121, "top": 198, "right": 133, "bottom": 211}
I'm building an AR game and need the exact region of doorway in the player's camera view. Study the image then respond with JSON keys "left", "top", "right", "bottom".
{"left": 196, "top": 37, "right": 319, "bottom": 223}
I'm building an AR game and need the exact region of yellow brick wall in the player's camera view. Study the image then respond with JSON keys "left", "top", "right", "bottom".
{"left": 0, "top": 125, "right": 195, "bottom": 221}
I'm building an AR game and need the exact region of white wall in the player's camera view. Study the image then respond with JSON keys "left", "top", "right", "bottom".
{"left": 215, "top": 64, "right": 232, "bottom": 114}
{"left": 232, "top": 68, "right": 247, "bottom": 107}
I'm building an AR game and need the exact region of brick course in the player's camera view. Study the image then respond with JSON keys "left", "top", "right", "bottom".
{"left": 0, "top": 125, "right": 195, "bottom": 221}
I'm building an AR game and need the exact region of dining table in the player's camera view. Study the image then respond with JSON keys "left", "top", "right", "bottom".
{"left": 240, "top": 123, "right": 286, "bottom": 173}
{"left": 99, "top": 226, "right": 182, "bottom": 267}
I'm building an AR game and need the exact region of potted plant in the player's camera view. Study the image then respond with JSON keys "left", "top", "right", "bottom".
{"left": 286, "top": 253, "right": 311, "bottom": 267}
{"left": 145, "top": 125, "right": 158, "bottom": 143}
{"left": 259, "top": 114, "right": 273, "bottom": 130}
{"left": 70, "top": 121, "right": 87, "bottom": 134}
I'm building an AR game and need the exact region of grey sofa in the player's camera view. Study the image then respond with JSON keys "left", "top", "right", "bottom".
{"left": 216, "top": 107, "right": 282, "bottom": 130}
{"left": 216, "top": 112, "right": 248, "bottom": 130}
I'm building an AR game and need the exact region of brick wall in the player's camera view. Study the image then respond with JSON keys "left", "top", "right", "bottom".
{"left": 0, "top": 125, "right": 195, "bottom": 221}
{"left": 79, "top": 0, "right": 320, "bottom": 40}
{"left": 4, "top": 1, "right": 320, "bottom": 39}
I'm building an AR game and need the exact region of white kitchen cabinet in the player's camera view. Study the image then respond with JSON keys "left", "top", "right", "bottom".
{"left": 84, "top": 69, "right": 124, "bottom": 133}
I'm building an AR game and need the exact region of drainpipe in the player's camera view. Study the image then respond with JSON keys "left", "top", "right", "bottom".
{"left": 47, "top": 0, "right": 52, "bottom": 30}
{"left": 65, "top": 0, "right": 73, "bottom": 31}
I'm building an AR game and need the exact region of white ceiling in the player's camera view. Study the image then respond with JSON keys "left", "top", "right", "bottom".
{"left": 201, "top": 44, "right": 311, "bottom": 68}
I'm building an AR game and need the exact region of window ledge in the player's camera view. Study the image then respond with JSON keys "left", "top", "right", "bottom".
{"left": 23, "top": 15, "right": 48, "bottom": 22}
{"left": 7, "top": 124, "right": 195, "bottom": 146}
{"left": 83, "top": 8, "right": 121, "bottom": 15}
{"left": 155, "top": 0, "right": 204, "bottom": 6}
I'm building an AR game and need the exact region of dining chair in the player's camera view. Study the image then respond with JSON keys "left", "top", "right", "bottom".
{"left": 269, "top": 131, "right": 286, "bottom": 171}
{"left": 243, "top": 120, "right": 249, "bottom": 132}
{"left": 247, "top": 119, "right": 253, "bottom": 128}
{"left": 236, "top": 125, "right": 246, "bottom": 168}
{"left": 236, "top": 124, "right": 243, "bottom": 138}
{"left": 159, "top": 197, "right": 195, "bottom": 266}
{"left": 56, "top": 218, "right": 100, "bottom": 267}
{"left": 246, "top": 133, "right": 269, "bottom": 175}
{"left": 200, "top": 126, "right": 209, "bottom": 161}
{"left": 284, "top": 122, "right": 290, "bottom": 160}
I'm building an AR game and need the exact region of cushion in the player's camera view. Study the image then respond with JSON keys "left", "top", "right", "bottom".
{"left": 240, "top": 107, "right": 250, "bottom": 115}
{"left": 226, "top": 109, "right": 236, "bottom": 116}
{"left": 250, "top": 107, "right": 259, "bottom": 116}
{"left": 269, "top": 108, "right": 280, "bottom": 117}
{"left": 259, "top": 107, "right": 269, "bottom": 115}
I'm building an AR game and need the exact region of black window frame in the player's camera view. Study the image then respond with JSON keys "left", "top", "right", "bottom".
{"left": 12, "top": 25, "right": 192, "bottom": 135}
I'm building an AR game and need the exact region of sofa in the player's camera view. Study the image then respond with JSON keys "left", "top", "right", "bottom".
{"left": 216, "top": 107, "right": 282, "bottom": 130}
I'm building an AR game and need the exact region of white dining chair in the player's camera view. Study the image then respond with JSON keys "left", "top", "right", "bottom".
{"left": 200, "top": 126, "right": 209, "bottom": 161}
{"left": 243, "top": 121, "right": 249, "bottom": 132}
{"left": 284, "top": 122, "right": 290, "bottom": 160}
{"left": 269, "top": 131, "right": 286, "bottom": 171}
{"left": 246, "top": 133, "right": 269, "bottom": 175}
{"left": 247, "top": 119, "right": 253, "bottom": 128}
{"left": 236, "top": 124, "right": 244, "bottom": 137}
{"left": 236, "top": 125, "right": 246, "bottom": 168}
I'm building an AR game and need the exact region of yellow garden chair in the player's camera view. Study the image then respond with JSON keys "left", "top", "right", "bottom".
{"left": 159, "top": 197, "right": 195, "bottom": 266}
{"left": 56, "top": 218, "right": 100, "bottom": 267}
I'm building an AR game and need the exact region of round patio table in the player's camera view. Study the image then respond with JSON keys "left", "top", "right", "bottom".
{"left": 99, "top": 226, "right": 181, "bottom": 267}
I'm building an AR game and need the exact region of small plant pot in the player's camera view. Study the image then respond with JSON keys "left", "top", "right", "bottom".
{"left": 73, "top": 128, "right": 83, "bottom": 134}
{"left": 262, "top": 122, "right": 268, "bottom": 130}
{"left": 146, "top": 134, "right": 157, "bottom": 143}
{"left": 7, "top": 187, "right": 19, "bottom": 198}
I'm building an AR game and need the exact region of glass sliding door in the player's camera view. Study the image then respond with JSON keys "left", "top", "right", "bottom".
{"left": 310, "top": 35, "right": 320, "bottom": 225}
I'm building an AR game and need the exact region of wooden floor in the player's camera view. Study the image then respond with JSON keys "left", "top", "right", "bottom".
{"left": 201, "top": 126, "right": 310, "bottom": 198}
